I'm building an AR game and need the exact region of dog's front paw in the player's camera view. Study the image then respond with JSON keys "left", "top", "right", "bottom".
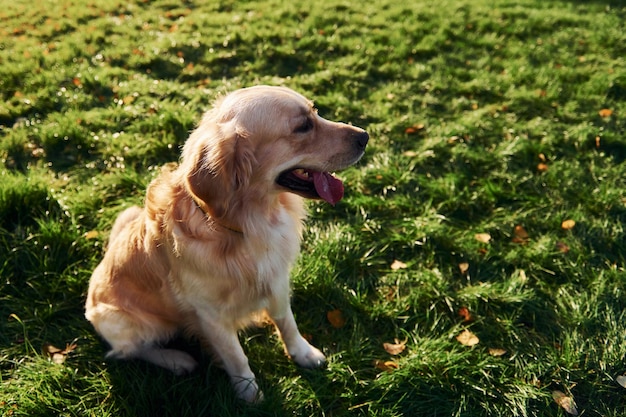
{"left": 289, "top": 338, "right": 326, "bottom": 368}
{"left": 232, "top": 377, "right": 264, "bottom": 403}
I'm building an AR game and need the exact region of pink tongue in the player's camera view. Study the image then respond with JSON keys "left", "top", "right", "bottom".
{"left": 312, "top": 171, "right": 344, "bottom": 205}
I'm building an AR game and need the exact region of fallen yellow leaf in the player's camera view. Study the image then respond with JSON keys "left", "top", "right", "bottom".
{"left": 552, "top": 390, "right": 578, "bottom": 416}
{"left": 374, "top": 359, "right": 399, "bottom": 372}
{"left": 458, "top": 262, "right": 470, "bottom": 275}
{"left": 43, "top": 342, "right": 77, "bottom": 365}
{"left": 474, "top": 233, "right": 491, "bottom": 244}
{"left": 561, "top": 219, "right": 576, "bottom": 230}
{"left": 84, "top": 230, "right": 99, "bottom": 240}
{"left": 383, "top": 339, "right": 407, "bottom": 355}
{"left": 599, "top": 108, "right": 613, "bottom": 118}
{"left": 390, "top": 260, "right": 407, "bottom": 270}
{"left": 616, "top": 375, "right": 626, "bottom": 388}
{"left": 488, "top": 348, "right": 507, "bottom": 357}
{"left": 456, "top": 329, "right": 479, "bottom": 347}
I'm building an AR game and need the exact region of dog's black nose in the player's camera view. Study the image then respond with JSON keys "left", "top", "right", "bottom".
{"left": 355, "top": 131, "right": 369, "bottom": 150}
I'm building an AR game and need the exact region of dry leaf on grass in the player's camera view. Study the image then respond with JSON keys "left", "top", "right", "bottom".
{"left": 383, "top": 339, "right": 407, "bottom": 355}
{"left": 383, "top": 286, "right": 397, "bottom": 301}
{"left": 488, "top": 348, "right": 507, "bottom": 357}
{"left": 84, "top": 230, "right": 99, "bottom": 240}
{"left": 599, "top": 108, "right": 613, "bottom": 118}
{"left": 556, "top": 241, "right": 570, "bottom": 253}
{"left": 374, "top": 359, "right": 399, "bottom": 372}
{"left": 514, "top": 225, "right": 529, "bottom": 239}
{"left": 43, "top": 342, "right": 77, "bottom": 364}
{"left": 537, "top": 162, "right": 549, "bottom": 172}
{"left": 457, "top": 306, "right": 474, "bottom": 323}
{"left": 327, "top": 309, "right": 346, "bottom": 329}
{"left": 456, "top": 329, "right": 479, "bottom": 347}
{"left": 390, "top": 260, "right": 407, "bottom": 270}
{"left": 552, "top": 390, "right": 578, "bottom": 416}
{"left": 512, "top": 224, "right": 530, "bottom": 244}
{"left": 404, "top": 124, "right": 425, "bottom": 134}
{"left": 561, "top": 219, "right": 576, "bottom": 230}
{"left": 616, "top": 375, "right": 626, "bottom": 388}
{"left": 474, "top": 233, "right": 491, "bottom": 244}
{"left": 458, "top": 262, "right": 470, "bottom": 275}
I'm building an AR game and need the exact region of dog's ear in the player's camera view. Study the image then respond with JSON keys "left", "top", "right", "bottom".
{"left": 184, "top": 120, "right": 256, "bottom": 219}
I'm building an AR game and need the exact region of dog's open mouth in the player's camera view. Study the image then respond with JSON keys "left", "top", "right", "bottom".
{"left": 276, "top": 168, "right": 344, "bottom": 205}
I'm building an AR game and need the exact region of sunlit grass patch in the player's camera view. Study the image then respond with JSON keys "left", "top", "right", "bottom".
{"left": 2, "top": 0, "right": 626, "bottom": 415}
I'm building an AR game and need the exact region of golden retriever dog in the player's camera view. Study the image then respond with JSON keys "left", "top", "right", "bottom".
{"left": 85, "top": 85, "right": 369, "bottom": 402}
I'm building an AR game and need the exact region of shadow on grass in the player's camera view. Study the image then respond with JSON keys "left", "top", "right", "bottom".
{"left": 98, "top": 322, "right": 341, "bottom": 416}
{"left": 101, "top": 338, "right": 248, "bottom": 416}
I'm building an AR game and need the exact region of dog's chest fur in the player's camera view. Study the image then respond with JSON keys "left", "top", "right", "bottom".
{"left": 166, "top": 199, "right": 303, "bottom": 319}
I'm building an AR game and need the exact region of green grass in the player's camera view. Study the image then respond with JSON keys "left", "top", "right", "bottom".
{"left": 1, "top": 0, "right": 626, "bottom": 415}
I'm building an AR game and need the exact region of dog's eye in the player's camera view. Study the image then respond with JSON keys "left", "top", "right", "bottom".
{"left": 294, "top": 118, "right": 313, "bottom": 134}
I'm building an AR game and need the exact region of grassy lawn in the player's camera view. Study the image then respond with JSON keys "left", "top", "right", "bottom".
{"left": 1, "top": 0, "right": 626, "bottom": 415}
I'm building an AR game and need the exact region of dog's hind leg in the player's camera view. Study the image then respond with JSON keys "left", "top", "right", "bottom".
{"left": 133, "top": 346, "right": 198, "bottom": 375}
{"left": 89, "top": 308, "right": 198, "bottom": 375}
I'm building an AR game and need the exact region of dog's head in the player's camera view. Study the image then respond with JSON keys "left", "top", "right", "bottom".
{"left": 181, "top": 86, "right": 368, "bottom": 221}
